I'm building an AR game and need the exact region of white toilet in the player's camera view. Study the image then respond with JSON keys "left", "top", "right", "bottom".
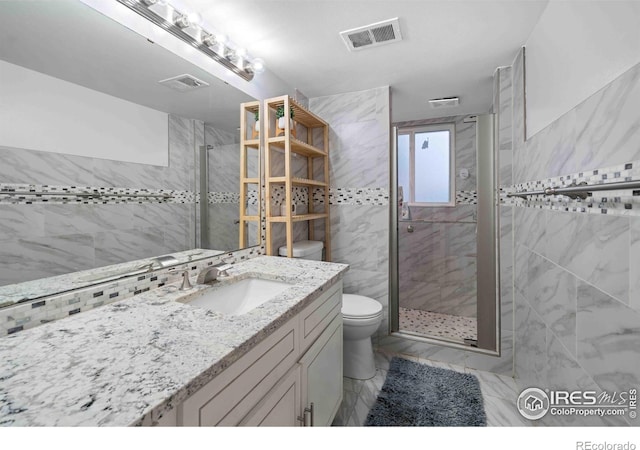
{"left": 278, "top": 240, "right": 383, "bottom": 380}
{"left": 341, "top": 293, "right": 383, "bottom": 380}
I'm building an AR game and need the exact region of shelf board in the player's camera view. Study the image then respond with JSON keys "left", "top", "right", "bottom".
{"left": 266, "top": 136, "right": 326, "bottom": 157}
{"left": 243, "top": 139, "right": 260, "bottom": 148}
{"left": 268, "top": 213, "right": 328, "bottom": 223}
{"left": 264, "top": 96, "right": 328, "bottom": 128}
{"left": 268, "top": 177, "right": 327, "bottom": 187}
{"left": 240, "top": 215, "right": 260, "bottom": 221}
{"left": 242, "top": 178, "right": 260, "bottom": 184}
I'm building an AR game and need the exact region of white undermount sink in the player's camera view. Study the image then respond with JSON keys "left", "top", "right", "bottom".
{"left": 183, "top": 278, "right": 293, "bottom": 316}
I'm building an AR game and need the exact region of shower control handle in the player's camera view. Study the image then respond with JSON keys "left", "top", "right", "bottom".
{"left": 407, "top": 225, "right": 414, "bottom": 233}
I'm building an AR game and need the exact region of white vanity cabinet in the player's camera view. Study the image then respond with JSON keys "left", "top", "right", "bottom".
{"left": 171, "top": 281, "right": 343, "bottom": 427}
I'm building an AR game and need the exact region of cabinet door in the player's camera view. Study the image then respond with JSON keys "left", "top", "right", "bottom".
{"left": 299, "top": 314, "right": 343, "bottom": 426}
{"left": 240, "top": 365, "right": 301, "bottom": 427}
{"left": 178, "top": 317, "right": 299, "bottom": 426}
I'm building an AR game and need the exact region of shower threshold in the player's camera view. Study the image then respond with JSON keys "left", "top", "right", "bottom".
{"left": 398, "top": 307, "right": 477, "bottom": 344}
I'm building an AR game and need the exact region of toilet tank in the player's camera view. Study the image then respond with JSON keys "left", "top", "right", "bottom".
{"left": 278, "top": 240, "right": 324, "bottom": 261}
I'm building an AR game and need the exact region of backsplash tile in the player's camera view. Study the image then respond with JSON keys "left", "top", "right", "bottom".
{"left": 0, "top": 245, "right": 263, "bottom": 336}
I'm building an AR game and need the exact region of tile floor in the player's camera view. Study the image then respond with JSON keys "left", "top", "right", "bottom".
{"left": 398, "top": 307, "right": 478, "bottom": 343}
{"left": 332, "top": 349, "right": 530, "bottom": 426}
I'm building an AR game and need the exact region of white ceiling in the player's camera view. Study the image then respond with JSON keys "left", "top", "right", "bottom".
{"left": 0, "top": 1, "right": 254, "bottom": 133}
{"left": 0, "top": 1, "right": 550, "bottom": 128}
{"left": 184, "top": 0, "right": 549, "bottom": 121}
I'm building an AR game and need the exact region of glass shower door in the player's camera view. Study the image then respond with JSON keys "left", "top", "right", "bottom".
{"left": 391, "top": 115, "right": 498, "bottom": 352}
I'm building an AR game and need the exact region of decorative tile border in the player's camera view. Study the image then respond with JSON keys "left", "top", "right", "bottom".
{"left": 208, "top": 192, "right": 240, "bottom": 204}
{"left": 456, "top": 190, "right": 478, "bottom": 205}
{"left": 502, "top": 159, "right": 640, "bottom": 216}
{"left": 311, "top": 187, "right": 390, "bottom": 206}
{"left": 271, "top": 186, "right": 308, "bottom": 206}
{"left": 0, "top": 183, "right": 194, "bottom": 204}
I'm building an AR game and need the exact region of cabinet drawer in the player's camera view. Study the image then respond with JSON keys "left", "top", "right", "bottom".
{"left": 299, "top": 280, "right": 342, "bottom": 352}
{"left": 179, "top": 317, "right": 299, "bottom": 426}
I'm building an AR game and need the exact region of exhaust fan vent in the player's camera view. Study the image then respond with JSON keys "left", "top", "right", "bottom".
{"left": 428, "top": 97, "right": 460, "bottom": 109}
{"left": 340, "top": 18, "right": 402, "bottom": 52}
{"left": 158, "top": 74, "right": 209, "bottom": 92}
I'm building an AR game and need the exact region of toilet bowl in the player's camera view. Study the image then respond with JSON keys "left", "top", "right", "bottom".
{"left": 278, "top": 240, "right": 382, "bottom": 380}
{"left": 342, "top": 294, "right": 383, "bottom": 380}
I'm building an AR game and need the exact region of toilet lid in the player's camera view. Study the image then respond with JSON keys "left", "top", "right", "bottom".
{"left": 342, "top": 294, "right": 382, "bottom": 319}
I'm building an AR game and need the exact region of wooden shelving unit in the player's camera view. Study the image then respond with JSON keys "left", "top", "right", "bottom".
{"left": 264, "top": 95, "right": 331, "bottom": 260}
{"left": 239, "top": 101, "right": 261, "bottom": 249}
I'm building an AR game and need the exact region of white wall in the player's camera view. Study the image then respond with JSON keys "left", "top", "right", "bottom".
{"left": 525, "top": 1, "right": 640, "bottom": 138}
{"left": 0, "top": 60, "right": 169, "bottom": 166}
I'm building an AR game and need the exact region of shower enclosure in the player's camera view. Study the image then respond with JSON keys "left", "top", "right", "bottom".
{"left": 390, "top": 114, "right": 499, "bottom": 353}
{"left": 197, "top": 124, "right": 260, "bottom": 252}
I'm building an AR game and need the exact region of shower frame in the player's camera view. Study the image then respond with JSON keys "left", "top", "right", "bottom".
{"left": 389, "top": 114, "right": 500, "bottom": 355}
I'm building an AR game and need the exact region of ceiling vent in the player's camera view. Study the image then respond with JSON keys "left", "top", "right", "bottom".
{"left": 428, "top": 97, "right": 460, "bottom": 109}
{"left": 340, "top": 18, "right": 402, "bottom": 51}
{"left": 158, "top": 74, "right": 209, "bottom": 92}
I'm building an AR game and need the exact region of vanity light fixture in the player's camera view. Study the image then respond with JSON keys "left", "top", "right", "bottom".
{"left": 115, "top": 0, "right": 262, "bottom": 81}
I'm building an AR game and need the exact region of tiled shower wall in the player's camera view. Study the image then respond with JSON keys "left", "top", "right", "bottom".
{"left": 394, "top": 115, "right": 478, "bottom": 319}
{"left": 510, "top": 48, "right": 640, "bottom": 426}
{"left": 0, "top": 115, "right": 200, "bottom": 286}
{"left": 204, "top": 125, "right": 259, "bottom": 251}
{"left": 309, "top": 86, "right": 391, "bottom": 336}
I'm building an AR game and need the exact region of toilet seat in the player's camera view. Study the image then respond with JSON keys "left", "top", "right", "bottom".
{"left": 343, "top": 315, "right": 382, "bottom": 328}
{"left": 342, "top": 294, "right": 382, "bottom": 320}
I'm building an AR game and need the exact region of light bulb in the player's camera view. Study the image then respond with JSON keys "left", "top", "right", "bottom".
{"left": 217, "top": 34, "right": 227, "bottom": 45}
{"left": 251, "top": 58, "right": 265, "bottom": 74}
{"left": 236, "top": 48, "right": 247, "bottom": 58}
{"left": 187, "top": 11, "right": 202, "bottom": 26}
{"left": 201, "top": 33, "right": 216, "bottom": 48}
{"left": 174, "top": 14, "right": 190, "bottom": 28}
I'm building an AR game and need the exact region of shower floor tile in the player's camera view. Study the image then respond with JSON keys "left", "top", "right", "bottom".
{"left": 399, "top": 307, "right": 477, "bottom": 343}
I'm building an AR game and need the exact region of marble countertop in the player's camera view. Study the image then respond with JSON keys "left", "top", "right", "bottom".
{"left": 0, "top": 256, "right": 348, "bottom": 426}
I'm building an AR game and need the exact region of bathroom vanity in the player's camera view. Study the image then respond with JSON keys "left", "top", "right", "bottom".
{"left": 0, "top": 257, "right": 348, "bottom": 427}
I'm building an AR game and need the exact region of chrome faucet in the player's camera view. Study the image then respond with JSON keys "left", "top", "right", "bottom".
{"left": 196, "top": 263, "right": 233, "bottom": 284}
{"left": 179, "top": 270, "right": 193, "bottom": 291}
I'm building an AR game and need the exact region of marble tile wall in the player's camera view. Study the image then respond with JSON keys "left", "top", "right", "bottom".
{"left": 0, "top": 115, "right": 200, "bottom": 286}
{"left": 510, "top": 49, "right": 640, "bottom": 426}
{"left": 310, "top": 86, "right": 391, "bottom": 336}
{"left": 203, "top": 124, "right": 259, "bottom": 251}
{"left": 396, "top": 115, "right": 479, "bottom": 319}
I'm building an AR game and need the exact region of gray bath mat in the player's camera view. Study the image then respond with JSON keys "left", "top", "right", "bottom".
{"left": 365, "top": 357, "right": 486, "bottom": 426}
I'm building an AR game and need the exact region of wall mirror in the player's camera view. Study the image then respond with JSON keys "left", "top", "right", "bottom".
{"left": 0, "top": 0, "right": 261, "bottom": 304}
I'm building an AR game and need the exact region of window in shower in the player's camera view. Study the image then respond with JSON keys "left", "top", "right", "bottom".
{"left": 397, "top": 124, "right": 455, "bottom": 206}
